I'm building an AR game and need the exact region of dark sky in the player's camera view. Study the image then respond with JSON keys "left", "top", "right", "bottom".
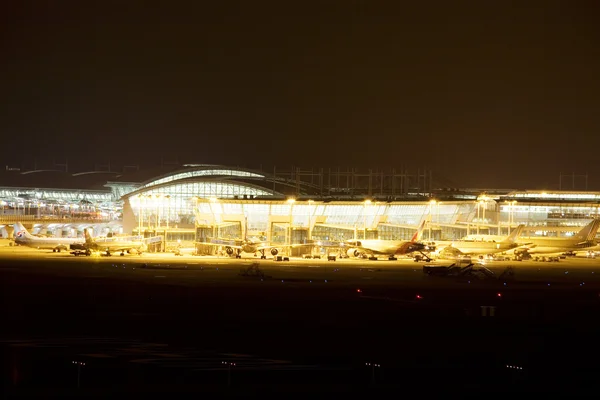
{"left": 1, "top": 1, "right": 599, "bottom": 189}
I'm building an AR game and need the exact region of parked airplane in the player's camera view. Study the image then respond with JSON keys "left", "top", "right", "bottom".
{"left": 70, "top": 229, "right": 149, "bottom": 256}
{"left": 432, "top": 224, "right": 526, "bottom": 260}
{"left": 196, "top": 217, "right": 311, "bottom": 259}
{"left": 513, "top": 219, "right": 600, "bottom": 256}
{"left": 197, "top": 236, "right": 309, "bottom": 259}
{"left": 341, "top": 220, "right": 427, "bottom": 260}
{"left": 12, "top": 223, "right": 83, "bottom": 252}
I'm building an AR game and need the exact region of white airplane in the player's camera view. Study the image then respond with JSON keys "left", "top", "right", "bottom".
{"left": 341, "top": 220, "right": 427, "bottom": 260}
{"left": 197, "top": 235, "right": 311, "bottom": 259}
{"left": 432, "top": 224, "right": 526, "bottom": 260}
{"left": 70, "top": 229, "right": 149, "bottom": 256}
{"left": 513, "top": 219, "right": 600, "bottom": 257}
{"left": 12, "top": 223, "right": 83, "bottom": 252}
{"left": 196, "top": 217, "right": 311, "bottom": 259}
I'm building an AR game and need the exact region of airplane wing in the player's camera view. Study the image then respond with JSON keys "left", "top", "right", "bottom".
{"left": 255, "top": 243, "right": 312, "bottom": 251}
{"left": 513, "top": 242, "right": 534, "bottom": 249}
{"left": 439, "top": 245, "right": 465, "bottom": 256}
{"left": 196, "top": 241, "right": 243, "bottom": 250}
{"left": 576, "top": 241, "right": 596, "bottom": 246}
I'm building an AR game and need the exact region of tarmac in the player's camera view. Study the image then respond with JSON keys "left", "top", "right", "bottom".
{"left": 1, "top": 244, "right": 600, "bottom": 290}
{"left": 3, "top": 244, "right": 600, "bottom": 395}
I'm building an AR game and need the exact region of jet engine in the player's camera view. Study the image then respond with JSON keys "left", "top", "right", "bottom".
{"left": 347, "top": 248, "right": 362, "bottom": 258}
{"left": 225, "top": 247, "right": 234, "bottom": 255}
{"left": 270, "top": 248, "right": 279, "bottom": 256}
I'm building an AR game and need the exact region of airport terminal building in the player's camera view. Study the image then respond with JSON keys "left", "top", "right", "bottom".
{"left": 1, "top": 164, "right": 600, "bottom": 252}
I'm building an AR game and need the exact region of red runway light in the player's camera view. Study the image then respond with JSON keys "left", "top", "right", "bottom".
{"left": 356, "top": 289, "right": 362, "bottom": 293}
{"left": 416, "top": 294, "right": 422, "bottom": 299}
{"left": 497, "top": 293, "right": 502, "bottom": 297}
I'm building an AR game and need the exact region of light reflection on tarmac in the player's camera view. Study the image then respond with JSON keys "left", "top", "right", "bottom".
{"left": 1, "top": 337, "right": 329, "bottom": 371}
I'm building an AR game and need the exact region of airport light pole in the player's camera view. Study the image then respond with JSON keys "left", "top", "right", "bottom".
{"left": 137, "top": 195, "right": 142, "bottom": 236}
{"left": 510, "top": 200, "right": 517, "bottom": 233}
{"left": 504, "top": 201, "right": 510, "bottom": 235}
{"left": 142, "top": 195, "right": 147, "bottom": 235}
{"left": 192, "top": 196, "right": 199, "bottom": 244}
{"left": 307, "top": 199, "right": 314, "bottom": 241}
{"left": 365, "top": 362, "right": 380, "bottom": 385}
{"left": 165, "top": 195, "right": 171, "bottom": 231}
{"left": 287, "top": 198, "right": 296, "bottom": 251}
{"left": 481, "top": 200, "right": 486, "bottom": 224}
{"left": 209, "top": 197, "right": 219, "bottom": 238}
{"left": 477, "top": 195, "right": 489, "bottom": 236}
{"left": 72, "top": 360, "right": 85, "bottom": 388}
{"left": 155, "top": 194, "right": 161, "bottom": 231}
{"left": 364, "top": 199, "right": 371, "bottom": 240}
{"left": 222, "top": 361, "right": 236, "bottom": 387}
{"left": 429, "top": 199, "right": 437, "bottom": 240}
{"left": 476, "top": 201, "right": 481, "bottom": 235}
{"left": 437, "top": 201, "right": 441, "bottom": 234}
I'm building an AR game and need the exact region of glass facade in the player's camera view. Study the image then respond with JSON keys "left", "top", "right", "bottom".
{"left": 128, "top": 195, "right": 474, "bottom": 241}
{"left": 130, "top": 181, "right": 274, "bottom": 227}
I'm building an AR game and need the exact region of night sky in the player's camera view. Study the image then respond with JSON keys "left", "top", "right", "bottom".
{"left": 2, "top": 1, "right": 599, "bottom": 190}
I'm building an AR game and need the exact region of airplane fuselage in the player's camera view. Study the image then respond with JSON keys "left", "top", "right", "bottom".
{"left": 91, "top": 239, "right": 146, "bottom": 253}
{"left": 345, "top": 239, "right": 424, "bottom": 256}
{"left": 15, "top": 236, "right": 83, "bottom": 251}
{"left": 437, "top": 240, "right": 521, "bottom": 255}
{"left": 516, "top": 237, "right": 597, "bottom": 255}
{"left": 240, "top": 243, "right": 260, "bottom": 254}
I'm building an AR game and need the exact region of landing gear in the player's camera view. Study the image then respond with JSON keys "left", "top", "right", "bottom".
{"left": 259, "top": 249, "right": 267, "bottom": 259}
{"left": 388, "top": 256, "right": 397, "bottom": 261}
{"left": 120, "top": 252, "right": 125, "bottom": 256}
{"left": 71, "top": 249, "right": 92, "bottom": 257}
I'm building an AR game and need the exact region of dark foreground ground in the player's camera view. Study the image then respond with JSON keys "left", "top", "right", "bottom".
{"left": 3, "top": 255, "right": 600, "bottom": 397}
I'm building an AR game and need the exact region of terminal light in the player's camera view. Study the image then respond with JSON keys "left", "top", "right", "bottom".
{"left": 286, "top": 198, "right": 296, "bottom": 204}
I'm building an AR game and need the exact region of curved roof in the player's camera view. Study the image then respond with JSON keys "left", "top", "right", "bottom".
{"left": 0, "top": 170, "right": 119, "bottom": 191}
{"left": 123, "top": 178, "right": 281, "bottom": 199}
{"left": 119, "top": 164, "right": 322, "bottom": 199}
{"left": 139, "top": 167, "right": 265, "bottom": 189}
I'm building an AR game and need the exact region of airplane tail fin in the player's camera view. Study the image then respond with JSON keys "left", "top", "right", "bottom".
{"left": 575, "top": 219, "right": 600, "bottom": 242}
{"left": 13, "top": 222, "right": 34, "bottom": 239}
{"left": 411, "top": 220, "right": 427, "bottom": 242}
{"left": 83, "top": 228, "right": 94, "bottom": 244}
{"left": 502, "top": 224, "right": 525, "bottom": 243}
